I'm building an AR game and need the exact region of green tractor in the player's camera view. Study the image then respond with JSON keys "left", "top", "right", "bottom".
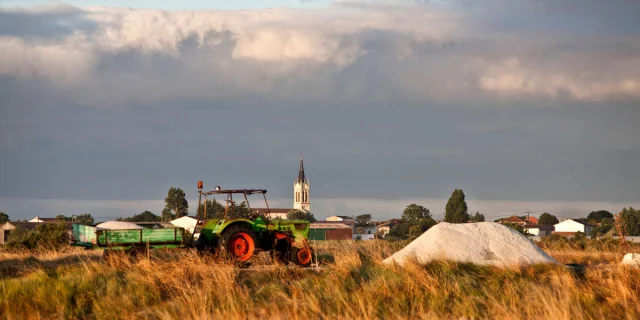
{"left": 193, "top": 181, "right": 314, "bottom": 267}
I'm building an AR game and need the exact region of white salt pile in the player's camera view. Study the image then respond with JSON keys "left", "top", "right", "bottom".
{"left": 96, "top": 221, "right": 144, "bottom": 230}
{"left": 622, "top": 253, "right": 640, "bottom": 267}
{"left": 383, "top": 222, "right": 559, "bottom": 267}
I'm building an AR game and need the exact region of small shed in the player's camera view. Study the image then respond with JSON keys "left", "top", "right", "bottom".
{"left": 309, "top": 222, "right": 352, "bottom": 240}
{"left": 0, "top": 222, "right": 74, "bottom": 244}
{"left": 1, "top": 222, "right": 39, "bottom": 245}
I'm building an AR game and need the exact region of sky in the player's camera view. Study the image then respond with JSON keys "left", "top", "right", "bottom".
{"left": 1, "top": 0, "right": 639, "bottom": 222}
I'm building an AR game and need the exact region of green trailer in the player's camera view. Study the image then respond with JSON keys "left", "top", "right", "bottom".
{"left": 71, "top": 224, "right": 186, "bottom": 256}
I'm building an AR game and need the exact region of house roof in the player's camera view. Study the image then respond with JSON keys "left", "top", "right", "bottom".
{"left": 526, "top": 216, "right": 539, "bottom": 224}
{"left": 298, "top": 154, "right": 306, "bottom": 182}
{"left": 1, "top": 222, "right": 40, "bottom": 230}
{"left": 572, "top": 219, "right": 594, "bottom": 227}
{"left": 328, "top": 215, "right": 353, "bottom": 220}
{"left": 501, "top": 216, "right": 525, "bottom": 223}
{"left": 310, "top": 222, "right": 352, "bottom": 229}
{"left": 31, "top": 216, "right": 57, "bottom": 222}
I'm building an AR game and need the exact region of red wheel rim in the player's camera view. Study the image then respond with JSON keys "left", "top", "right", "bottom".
{"left": 297, "top": 248, "right": 312, "bottom": 265}
{"left": 228, "top": 232, "right": 254, "bottom": 261}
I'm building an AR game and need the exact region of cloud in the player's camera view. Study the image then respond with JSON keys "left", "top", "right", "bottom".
{"left": 480, "top": 57, "right": 640, "bottom": 101}
{"left": 0, "top": 2, "right": 637, "bottom": 106}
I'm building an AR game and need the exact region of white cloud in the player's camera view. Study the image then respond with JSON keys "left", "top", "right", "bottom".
{"left": 480, "top": 57, "right": 640, "bottom": 101}
{"left": 0, "top": 2, "right": 639, "bottom": 105}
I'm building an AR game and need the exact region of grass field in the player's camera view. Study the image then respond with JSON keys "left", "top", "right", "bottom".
{"left": 1, "top": 240, "right": 639, "bottom": 320}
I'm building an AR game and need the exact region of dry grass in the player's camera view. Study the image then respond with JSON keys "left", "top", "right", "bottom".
{"left": 1, "top": 241, "right": 639, "bottom": 320}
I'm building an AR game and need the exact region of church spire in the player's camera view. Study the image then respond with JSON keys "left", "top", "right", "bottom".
{"left": 298, "top": 152, "right": 306, "bottom": 182}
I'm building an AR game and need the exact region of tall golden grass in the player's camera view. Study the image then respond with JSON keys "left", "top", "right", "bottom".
{"left": 1, "top": 241, "right": 639, "bottom": 320}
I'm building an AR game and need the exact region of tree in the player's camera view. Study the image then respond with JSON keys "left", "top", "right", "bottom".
{"left": 503, "top": 222, "right": 527, "bottom": 235}
{"left": 587, "top": 210, "right": 614, "bottom": 223}
{"left": 75, "top": 213, "right": 94, "bottom": 225}
{"left": 538, "top": 212, "right": 559, "bottom": 226}
{"left": 125, "top": 211, "right": 161, "bottom": 222}
{"left": 0, "top": 212, "right": 9, "bottom": 224}
{"left": 55, "top": 214, "right": 69, "bottom": 221}
{"left": 287, "top": 209, "right": 317, "bottom": 222}
{"left": 389, "top": 204, "right": 437, "bottom": 239}
{"left": 471, "top": 212, "right": 485, "bottom": 222}
{"left": 402, "top": 204, "right": 432, "bottom": 224}
{"left": 444, "top": 189, "right": 469, "bottom": 223}
{"left": 164, "top": 187, "right": 188, "bottom": 220}
{"left": 161, "top": 207, "right": 174, "bottom": 222}
{"left": 618, "top": 207, "right": 640, "bottom": 236}
{"left": 355, "top": 214, "right": 372, "bottom": 226}
{"left": 197, "top": 199, "right": 226, "bottom": 219}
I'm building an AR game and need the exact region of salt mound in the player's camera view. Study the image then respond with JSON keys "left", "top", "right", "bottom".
{"left": 96, "top": 221, "right": 143, "bottom": 230}
{"left": 622, "top": 253, "right": 640, "bottom": 267}
{"left": 383, "top": 222, "right": 559, "bottom": 267}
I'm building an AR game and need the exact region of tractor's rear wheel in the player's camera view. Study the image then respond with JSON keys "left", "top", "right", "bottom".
{"left": 218, "top": 225, "right": 257, "bottom": 262}
{"left": 291, "top": 247, "right": 313, "bottom": 267}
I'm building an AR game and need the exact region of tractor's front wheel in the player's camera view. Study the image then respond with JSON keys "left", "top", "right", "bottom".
{"left": 290, "top": 247, "right": 314, "bottom": 267}
{"left": 218, "top": 225, "right": 257, "bottom": 262}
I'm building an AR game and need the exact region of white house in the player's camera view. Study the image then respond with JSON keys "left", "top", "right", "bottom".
{"left": 29, "top": 216, "right": 56, "bottom": 223}
{"left": 170, "top": 216, "right": 199, "bottom": 235}
{"left": 353, "top": 226, "right": 377, "bottom": 240}
{"left": 326, "top": 215, "right": 354, "bottom": 222}
{"left": 525, "top": 225, "right": 554, "bottom": 236}
{"left": 553, "top": 219, "right": 593, "bottom": 236}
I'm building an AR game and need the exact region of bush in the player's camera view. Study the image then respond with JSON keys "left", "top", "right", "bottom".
{"left": 6, "top": 223, "right": 70, "bottom": 250}
{"left": 536, "top": 234, "right": 624, "bottom": 252}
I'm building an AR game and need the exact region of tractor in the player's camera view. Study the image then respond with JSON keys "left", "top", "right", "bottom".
{"left": 192, "top": 181, "right": 314, "bottom": 267}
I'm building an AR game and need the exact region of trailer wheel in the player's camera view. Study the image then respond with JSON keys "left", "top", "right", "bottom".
{"left": 218, "top": 225, "right": 256, "bottom": 262}
{"left": 291, "top": 247, "right": 313, "bottom": 267}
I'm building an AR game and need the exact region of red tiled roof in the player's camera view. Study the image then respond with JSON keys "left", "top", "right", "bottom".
{"left": 526, "top": 216, "right": 539, "bottom": 224}
{"left": 501, "top": 216, "right": 525, "bottom": 224}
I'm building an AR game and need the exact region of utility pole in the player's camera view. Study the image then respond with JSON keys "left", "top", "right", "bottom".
{"left": 524, "top": 211, "right": 532, "bottom": 235}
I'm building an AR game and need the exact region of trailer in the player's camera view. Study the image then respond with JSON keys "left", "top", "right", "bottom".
{"left": 71, "top": 224, "right": 186, "bottom": 257}
{"left": 71, "top": 181, "right": 315, "bottom": 267}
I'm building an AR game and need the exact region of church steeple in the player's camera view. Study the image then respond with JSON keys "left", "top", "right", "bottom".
{"left": 293, "top": 153, "right": 310, "bottom": 211}
{"left": 298, "top": 153, "right": 306, "bottom": 182}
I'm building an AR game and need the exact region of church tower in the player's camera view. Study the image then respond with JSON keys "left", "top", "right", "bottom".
{"left": 293, "top": 154, "right": 310, "bottom": 211}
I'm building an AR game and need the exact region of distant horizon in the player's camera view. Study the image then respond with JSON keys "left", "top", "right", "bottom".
{"left": 1, "top": 1, "right": 639, "bottom": 222}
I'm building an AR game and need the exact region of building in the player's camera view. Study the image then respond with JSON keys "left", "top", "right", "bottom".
{"left": 375, "top": 219, "right": 399, "bottom": 238}
{"left": 170, "top": 216, "right": 198, "bottom": 234}
{"left": 251, "top": 155, "right": 311, "bottom": 220}
{"left": 553, "top": 219, "right": 594, "bottom": 236}
{"left": 1, "top": 222, "right": 39, "bottom": 244}
{"left": 499, "top": 216, "right": 527, "bottom": 226}
{"left": 353, "top": 226, "right": 377, "bottom": 240}
{"left": 252, "top": 208, "right": 290, "bottom": 220}
{"left": 525, "top": 216, "right": 539, "bottom": 225}
{"left": 525, "top": 225, "right": 554, "bottom": 236}
{"left": 293, "top": 154, "right": 310, "bottom": 212}
{"left": 1, "top": 221, "right": 73, "bottom": 245}
{"left": 326, "top": 215, "right": 354, "bottom": 222}
{"left": 308, "top": 222, "right": 352, "bottom": 241}
{"left": 29, "top": 216, "right": 57, "bottom": 223}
